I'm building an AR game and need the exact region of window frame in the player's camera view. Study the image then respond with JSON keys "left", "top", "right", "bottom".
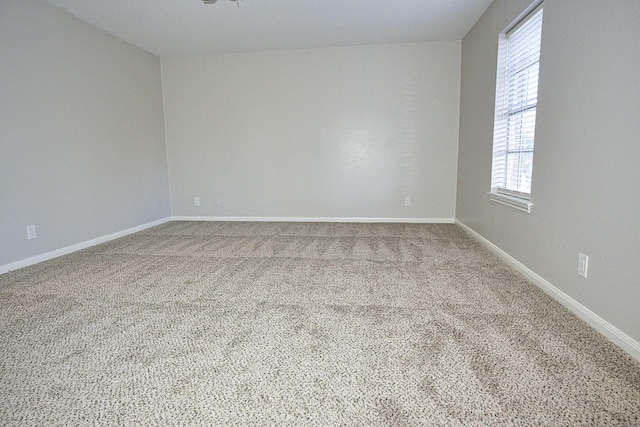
{"left": 488, "top": 1, "right": 544, "bottom": 213}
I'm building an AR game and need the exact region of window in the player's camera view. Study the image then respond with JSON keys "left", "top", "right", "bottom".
{"left": 489, "top": 3, "right": 543, "bottom": 213}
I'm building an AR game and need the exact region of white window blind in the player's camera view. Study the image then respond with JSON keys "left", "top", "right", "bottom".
{"left": 491, "top": 5, "right": 543, "bottom": 201}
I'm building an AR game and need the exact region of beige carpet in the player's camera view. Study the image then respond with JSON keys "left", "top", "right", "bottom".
{"left": 1, "top": 221, "right": 639, "bottom": 426}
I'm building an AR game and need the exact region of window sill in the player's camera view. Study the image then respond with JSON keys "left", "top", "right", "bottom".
{"left": 487, "top": 192, "right": 532, "bottom": 213}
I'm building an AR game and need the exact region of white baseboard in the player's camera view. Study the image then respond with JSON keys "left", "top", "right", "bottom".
{"left": 171, "top": 216, "right": 455, "bottom": 224}
{"left": 456, "top": 219, "right": 640, "bottom": 362}
{"left": 0, "top": 217, "right": 172, "bottom": 275}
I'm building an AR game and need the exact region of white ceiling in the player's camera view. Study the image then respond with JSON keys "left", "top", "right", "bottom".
{"left": 42, "top": 0, "right": 493, "bottom": 57}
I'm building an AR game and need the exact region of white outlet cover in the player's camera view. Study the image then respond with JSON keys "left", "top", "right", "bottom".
{"left": 578, "top": 253, "right": 588, "bottom": 278}
{"left": 27, "top": 225, "right": 37, "bottom": 240}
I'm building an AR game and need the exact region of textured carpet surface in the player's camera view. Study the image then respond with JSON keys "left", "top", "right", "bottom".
{"left": 0, "top": 221, "right": 639, "bottom": 426}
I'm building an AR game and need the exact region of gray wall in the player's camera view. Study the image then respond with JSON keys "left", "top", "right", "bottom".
{"left": 0, "top": 0, "right": 171, "bottom": 267}
{"left": 456, "top": 0, "right": 640, "bottom": 342}
{"left": 162, "top": 42, "right": 461, "bottom": 220}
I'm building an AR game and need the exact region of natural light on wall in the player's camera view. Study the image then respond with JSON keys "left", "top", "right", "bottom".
{"left": 489, "top": 2, "right": 543, "bottom": 213}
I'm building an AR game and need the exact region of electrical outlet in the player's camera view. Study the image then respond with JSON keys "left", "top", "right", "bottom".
{"left": 577, "top": 253, "right": 588, "bottom": 278}
{"left": 194, "top": 197, "right": 200, "bottom": 206}
{"left": 404, "top": 196, "right": 411, "bottom": 207}
{"left": 27, "top": 225, "right": 37, "bottom": 240}
{"left": 214, "top": 198, "right": 221, "bottom": 207}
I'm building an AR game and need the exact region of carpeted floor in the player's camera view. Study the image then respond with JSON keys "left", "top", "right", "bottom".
{"left": 1, "top": 221, "right": 639, "bottom": 426}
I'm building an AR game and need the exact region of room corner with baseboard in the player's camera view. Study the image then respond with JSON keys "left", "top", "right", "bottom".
{"left": 455, "top": 0, "right": 640, "bottom": 360}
